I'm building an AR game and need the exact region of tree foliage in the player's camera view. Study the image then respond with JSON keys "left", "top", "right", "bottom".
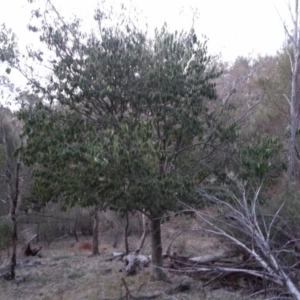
{"left": 19, "top": 6, "right": 224, "bottom": 215}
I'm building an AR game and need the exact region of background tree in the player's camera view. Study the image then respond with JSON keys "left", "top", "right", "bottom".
{"left": 0, "top": 106, "right": 24, "bottom": 280}
{"left": 274, "top": 0, "right": 300, "bottom": 184}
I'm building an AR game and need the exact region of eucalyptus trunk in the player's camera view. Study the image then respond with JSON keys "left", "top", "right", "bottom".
{"left": 287, "top": 0, "right": 300, "bottom": 185}
{"left": 10, "top": 161, "right": 21, "bottom": 280}
{"left": 10, "top": 203, "right": 17, "bottom": 280}
{"left": 150, "top": 216, "right": 167, "bottom": 281}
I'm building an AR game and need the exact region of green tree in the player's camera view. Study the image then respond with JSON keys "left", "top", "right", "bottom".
{"left": 15, "top": 3, "right": 230, "bottom": 279}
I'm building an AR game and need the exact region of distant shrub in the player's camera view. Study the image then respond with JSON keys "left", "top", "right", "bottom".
{"left": 18, "top": 205, "right": 96, "bottom": 244}
{"left": 38, "top": 221, "right": 65, "bottom": 245}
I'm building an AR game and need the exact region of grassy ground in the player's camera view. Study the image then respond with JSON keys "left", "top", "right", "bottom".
{"left": 0, "top": 216, "right": 255, "bottom": 300}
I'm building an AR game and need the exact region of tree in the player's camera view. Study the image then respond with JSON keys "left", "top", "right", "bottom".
{"left": 14, "top": 2, "right": 235, "bottom": 279}
{"left": 275, "top": 0, "right": 300, "bottom": 184}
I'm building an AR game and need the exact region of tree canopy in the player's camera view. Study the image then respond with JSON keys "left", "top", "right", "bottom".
{"left": 19, "top": 7, "right": 224, "bottom": 211}
{"left": 13, "top": 4, "right": 233, "bottom": 279}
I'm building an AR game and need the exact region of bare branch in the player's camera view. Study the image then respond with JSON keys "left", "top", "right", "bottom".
{"left": 284, "top": 93, "right": 292, "bottom": 106}
{"left": 272, "top": 1, "right": 294, "bottom": 42}
{"left": 180, "top": 179, "right": 300, "bottom": 299}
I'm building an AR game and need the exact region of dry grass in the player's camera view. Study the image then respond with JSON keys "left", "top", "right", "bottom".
{"left": 0, "top": 215, "right": 258, "bottom": 300}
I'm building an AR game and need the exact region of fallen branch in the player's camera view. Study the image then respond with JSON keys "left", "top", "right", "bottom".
{"left": 179, "top": 180, "right": 300, "bottom": 299}
{"left": 188, "top": 250, "right": 239, "bottom": 264}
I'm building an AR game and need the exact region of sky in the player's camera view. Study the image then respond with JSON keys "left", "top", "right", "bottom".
{"left": 0, "top": 0, "right": 289, "bottom": 60}
{"left": 0, "top": 0, "right": 293, "bottom": 106}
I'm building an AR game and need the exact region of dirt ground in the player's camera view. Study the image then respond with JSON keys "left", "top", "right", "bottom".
{"left": 0, "top": 216, "right": 253, "bottom": 300}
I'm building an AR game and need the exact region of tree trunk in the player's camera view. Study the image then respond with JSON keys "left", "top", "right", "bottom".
{"left": 288, "top": 102, "right": 298, "bottom": 182}
{"left": 10, "top": 161, "right": 21, "bottom": 280}
{"left": 10, "top": 202, "right": 17, "bottom": 280}
{"left": 135, "top": 211, "right": 148, "bottom": 254}
{"left": 92, "top": 206, "right": 99, "bottom": 255}
{"left": 124, "top": 212, "right": 129, "bottom": 255}
{"left": 287, "top": 0, "right": 300, "bottom": 185}
{"left": 150, "top": 216, "right": 167, "bottom": 281}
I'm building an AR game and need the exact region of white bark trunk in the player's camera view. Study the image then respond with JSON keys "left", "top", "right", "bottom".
{"left": 287, "top": 0, "right": 300, "bottom": 183}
